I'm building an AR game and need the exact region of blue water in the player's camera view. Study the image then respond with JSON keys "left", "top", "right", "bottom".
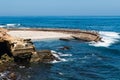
{"left": 0, "top": 16, "right": 120, "bottom": 80}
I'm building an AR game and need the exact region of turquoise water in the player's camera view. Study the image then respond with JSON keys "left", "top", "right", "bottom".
{"left": 0, "top": 16, "right": 120, "bottom": 80}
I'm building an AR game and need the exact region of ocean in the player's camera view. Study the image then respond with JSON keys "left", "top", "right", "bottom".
{"left": 0, "top": 16, "right": 120, "bottom": 80}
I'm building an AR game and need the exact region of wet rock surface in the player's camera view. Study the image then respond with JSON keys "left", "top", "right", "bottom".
{"left": 31, "top": 50, "right": 60, "bottom": 63}
{"left": 0, "top": 63, "right": 19, "bottom": 80}
{"left": 59, "top": 37, "right": 73, "bottom": 41}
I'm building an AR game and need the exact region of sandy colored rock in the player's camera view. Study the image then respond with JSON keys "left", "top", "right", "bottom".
{"left": 31, "top": 50, "right": 60, "bottom": 63}
{"left": 8, "top": 72, "right": 17, "bottom": 80}
{"left": 8, "top": 28, "right": 101, "bottom": 42}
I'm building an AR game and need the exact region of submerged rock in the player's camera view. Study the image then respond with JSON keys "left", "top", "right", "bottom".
{"left": 58, "top": 46, "right": 71, "bottom": 50}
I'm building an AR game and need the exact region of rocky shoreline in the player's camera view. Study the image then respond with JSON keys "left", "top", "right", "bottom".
{"left": 0, "top": 28, "right": 102, "bottom": 79}
{"left": 0, "top": 28, "right": 102, "bottom": 65}
{"left": 0, "top": 28, "right": 61, "bottom": 65}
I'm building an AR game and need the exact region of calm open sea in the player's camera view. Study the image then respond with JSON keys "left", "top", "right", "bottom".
{"left": 0, "top": 16, "right": 120, "bottom": 80}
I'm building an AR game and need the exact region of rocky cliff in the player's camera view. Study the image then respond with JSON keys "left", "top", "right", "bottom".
{"left": 0, "top": 28, "right": 60, "bottom": 64}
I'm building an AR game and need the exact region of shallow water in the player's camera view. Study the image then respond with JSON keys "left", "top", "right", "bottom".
{"left": 0, "top": 16, "right": 120, "bottom": 80}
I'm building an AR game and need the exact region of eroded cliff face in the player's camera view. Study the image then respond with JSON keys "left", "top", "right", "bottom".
{"left": 0, "top": 28, "right": 60, "bottom": 64}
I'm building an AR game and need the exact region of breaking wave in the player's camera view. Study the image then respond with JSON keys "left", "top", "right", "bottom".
{"left": 50, "top": 50, "right": 68, "bottom": 63}
{"left": 57, "top": 52, "right": 72, "bottom": 57}
{"left": 0, "top": 71, "right": 9, "bottom": 79}
{"left": 0, "top": 24, "right": 21, "bottom": 28}
{"left": 0, "top": 25, "right": 6, "bottom": 28}
{"left": 89, "top": 31, "right": 120, "bottom": 47}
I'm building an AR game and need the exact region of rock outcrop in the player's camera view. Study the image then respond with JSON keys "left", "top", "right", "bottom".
{"left": 31, "top": 50, "right": 60, "bottom": 63}
{"left": 9, "top": 28, "right": 101, "bottom": 42}
{"left": 0, "top": 28, "right": 101, "bottom": 64}
{"left": 0, "top": 28, "right": 59, "bottom": 64}
{"left": 72, "top": 33, "right": 101, "bottom": 42}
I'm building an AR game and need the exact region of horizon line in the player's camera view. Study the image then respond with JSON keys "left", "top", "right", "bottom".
{"left": 1, "top": 15, "right": 120, "bottom": 17}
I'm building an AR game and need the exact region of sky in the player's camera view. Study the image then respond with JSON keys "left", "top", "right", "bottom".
{"left": 0, "top": 0, "right": 120, "bottom": 16}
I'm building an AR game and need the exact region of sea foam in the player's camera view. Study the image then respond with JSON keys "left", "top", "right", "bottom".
{"left": 0, "top": 25, "right": 6, "bottom": 28}
{"left": 89, "top": 31, "right": 120, "bottom": 47}
{"left": 50, "top": 50, "right": 68, "bottom": 63}
{"left": 6, "top": 24, "right": 21, "bottom": 28}
{"left": 0, "top": 24, "right": 21, "bottom": 28}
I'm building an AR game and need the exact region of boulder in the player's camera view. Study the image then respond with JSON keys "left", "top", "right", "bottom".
{"left": 72, "top": 33, "right": 101, "bottom": 42}
{"left": 0, "top": 54, "right": 14, "bottom": 64}
{"left": 14, "top": 52, "right": 32, "bottom": 63}
{"left": 59, "top": 46, "right": 70, "bottom": 50}
{"left": 31, "top": 50, "right": 60, "bottom": 63}
{"left": 8, "top": 72, "right": 17, "bottom": 80}
{"left": 30, "top": 52, "right": 42, "bottom": 62}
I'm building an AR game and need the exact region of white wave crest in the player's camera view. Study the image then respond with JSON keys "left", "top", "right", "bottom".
{"left": 89, "top": 31, "right": 120, "bottom": 47}
{"left": 0, "top": 71, "right": 9, "bottom": 79}
{"left": 57, "top": 52, "right": 72, "bottom": 57}
{"left": 6, "top": 24, "right": 21, "bottom": 28}
{"left": 0, "top": 25, "right": 6, "bottom": 28}
{"left": 6, "top": 23, "right": 20, "bottom": 26}
{"left": 0, "top": 23, "right": 21, "bottom": 28}
{"left": 50, "top": 50, "right": 68, "bottom": 63}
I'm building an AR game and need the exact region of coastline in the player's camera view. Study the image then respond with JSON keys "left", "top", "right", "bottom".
{"left": 8, "top": 30, "right": 71, "bottom": 40}
{"left": 7, "top": 28, "right": 100, "bottom": 41}
{"left": 0, "top": 27, "right": 101, "bottom": 64}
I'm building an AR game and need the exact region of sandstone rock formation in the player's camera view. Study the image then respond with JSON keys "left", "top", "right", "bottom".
{"left": 72, "top": 33, "right": 101, "bottom": 42}
{"left": 0, "top": 28, "right": 59, "bottom": 64}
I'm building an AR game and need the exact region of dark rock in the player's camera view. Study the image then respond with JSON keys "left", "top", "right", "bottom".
{"left": 23, "top": 39, "right": 31, "bottom": 42}
{"left": 0, "top": 54, "right": 14, "bottom": 64}
{"left": 31, "top": 50, "right": 60, "bottom": 63}
{"left": 0, "top": 64, "right": 7, "bottom": 72}
{"left": 59, "top": 46, "right": 70, "bottom": 50}
{"left": 8, "top": 72, "right": 17, "bottom": 80}
{"left": 59, "top": 37, "right": 73, "bottom": 41}
{"left": 0, "top": 63, "right": 16, "bottom": 72}
{"left": 72, "top": 36, "right": 91, "bottom": 42}
{"left": 14, "top": 53, "right": 32, "bottom": 63}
